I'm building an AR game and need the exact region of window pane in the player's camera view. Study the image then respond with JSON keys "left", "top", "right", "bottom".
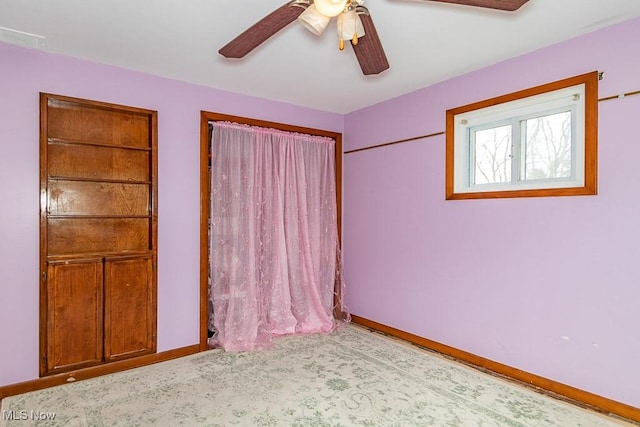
{"left": 473, "top": 125, "right": 512, "bottom": 185}
{"left": 524, "top": 111, "right": 572, "bottom": 180}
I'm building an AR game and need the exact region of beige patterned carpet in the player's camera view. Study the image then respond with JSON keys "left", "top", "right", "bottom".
{"left": 0, "top": 324, "right": 632, "bottom": 426}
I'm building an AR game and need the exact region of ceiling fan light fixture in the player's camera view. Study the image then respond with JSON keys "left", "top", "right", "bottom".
{"left": 298, "top": 4, "right": 331, "bottom": 36}
{"left": 313, "top": 0, "right": 348, "bottom": 17}
{"left": 337, "top": 10, "right": 365, "bottom": 44}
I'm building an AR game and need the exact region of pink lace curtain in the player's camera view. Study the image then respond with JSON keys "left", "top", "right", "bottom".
{"left": 209, "top": 121, "right": 339, "bottom": 351}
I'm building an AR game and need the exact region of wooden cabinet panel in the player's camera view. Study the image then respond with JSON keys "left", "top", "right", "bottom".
{"left": 47, "top": 99, "right": 150, "bottom": 148}
{"left": 48, "top": 181, "right": 149, "bottom": 216}
{"left": 104, "top": 257, "right": 155, "bottom": 361}
{"left": 48, "top": 218, "right": 150, "bottom": 255}
{"left": 45, "top": 259, "right": 103, "bottom": 374}
{"left": 48, "top": 143, "right": 150, "bottom": 181}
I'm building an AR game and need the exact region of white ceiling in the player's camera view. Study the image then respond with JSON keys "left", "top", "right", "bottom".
{"left": 1, "top": 0, "right": 640, "bottom": 114}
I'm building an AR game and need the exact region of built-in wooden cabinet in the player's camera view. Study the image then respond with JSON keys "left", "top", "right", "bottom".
{"left": 39, "top": 93, "right": 157, "bottom": 376}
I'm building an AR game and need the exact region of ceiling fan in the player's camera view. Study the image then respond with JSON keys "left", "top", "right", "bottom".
{"left": 218, "top": 0, "right": 529, "bottom": 75}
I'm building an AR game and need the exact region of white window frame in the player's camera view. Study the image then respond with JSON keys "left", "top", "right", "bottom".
{"left": 445, "top": 72, "right": 598, "bottom": 200}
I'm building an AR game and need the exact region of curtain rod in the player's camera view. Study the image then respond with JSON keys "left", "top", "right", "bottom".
{"left": 345, "top": 88, "right": 640, "bottom": 155}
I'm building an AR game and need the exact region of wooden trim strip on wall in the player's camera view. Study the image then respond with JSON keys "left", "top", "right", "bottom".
{"left": 350, "top": 315, "right": 640, "bottom": 424}
{"left": 345, "top": 87, "right": 640, "bottom": 155}
{"left": 0, "top": 344, "right": 200, "bottom": 401}
{"left": 598, "top": 89, "right": 640, "bottom": 102}
{"left": 343, "top": 131, "right": 444, "bottom": 154}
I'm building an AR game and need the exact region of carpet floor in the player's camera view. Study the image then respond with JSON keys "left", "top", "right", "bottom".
{"left": 0, "top": 324, "right": 633, "bottom": 426}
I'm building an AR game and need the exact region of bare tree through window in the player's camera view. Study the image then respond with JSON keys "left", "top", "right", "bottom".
{"left": 473, "top": 125, "right": 512, "bottom": 185}
{"left": 524, "top": 111, "right": 572, "bottom": 180}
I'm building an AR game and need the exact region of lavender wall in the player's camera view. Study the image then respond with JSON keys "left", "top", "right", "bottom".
{"left": 343, "top": 17, "right": 640, "bottom": 408}
{"left": 0, "top": 42, "right": 342, "bottom": 387}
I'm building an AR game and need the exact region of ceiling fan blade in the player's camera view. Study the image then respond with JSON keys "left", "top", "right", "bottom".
{"left": 219, "top": 1, "right": 307, "bottom": 58}
{"left": 351, "top": 7, "right": 390, "bottom": 76}
{"left": 422, "top": 0, "right": 529, "bottom": 11}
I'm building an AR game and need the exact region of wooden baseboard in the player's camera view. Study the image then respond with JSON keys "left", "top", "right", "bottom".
{"left": 350, "top": 315, "right": 640, "bottom": 424}
{"left": 0, "top": 344, "right": 201, "bottom": 401}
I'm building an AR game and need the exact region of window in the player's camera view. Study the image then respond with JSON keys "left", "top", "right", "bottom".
{"left": 446, "top": 72, "right": 598, "bottom": 199}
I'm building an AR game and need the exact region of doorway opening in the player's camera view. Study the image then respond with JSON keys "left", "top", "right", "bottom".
{"left": 198, "top": 111, "right": 344, "bottom": 350}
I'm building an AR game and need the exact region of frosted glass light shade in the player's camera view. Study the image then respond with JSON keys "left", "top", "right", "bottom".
{"left": 298, "top": 4, "right": 331, "bottom": 36}
{"left": 313, "top": 0, "right": 348, "bottom": 17}
{"left": 337, "top": 10, "right": 365, "bottom": 41}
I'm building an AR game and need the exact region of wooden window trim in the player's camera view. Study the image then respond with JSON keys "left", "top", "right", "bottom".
{"left": 445, "top": 71, "right": 598, "bottom": 200}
